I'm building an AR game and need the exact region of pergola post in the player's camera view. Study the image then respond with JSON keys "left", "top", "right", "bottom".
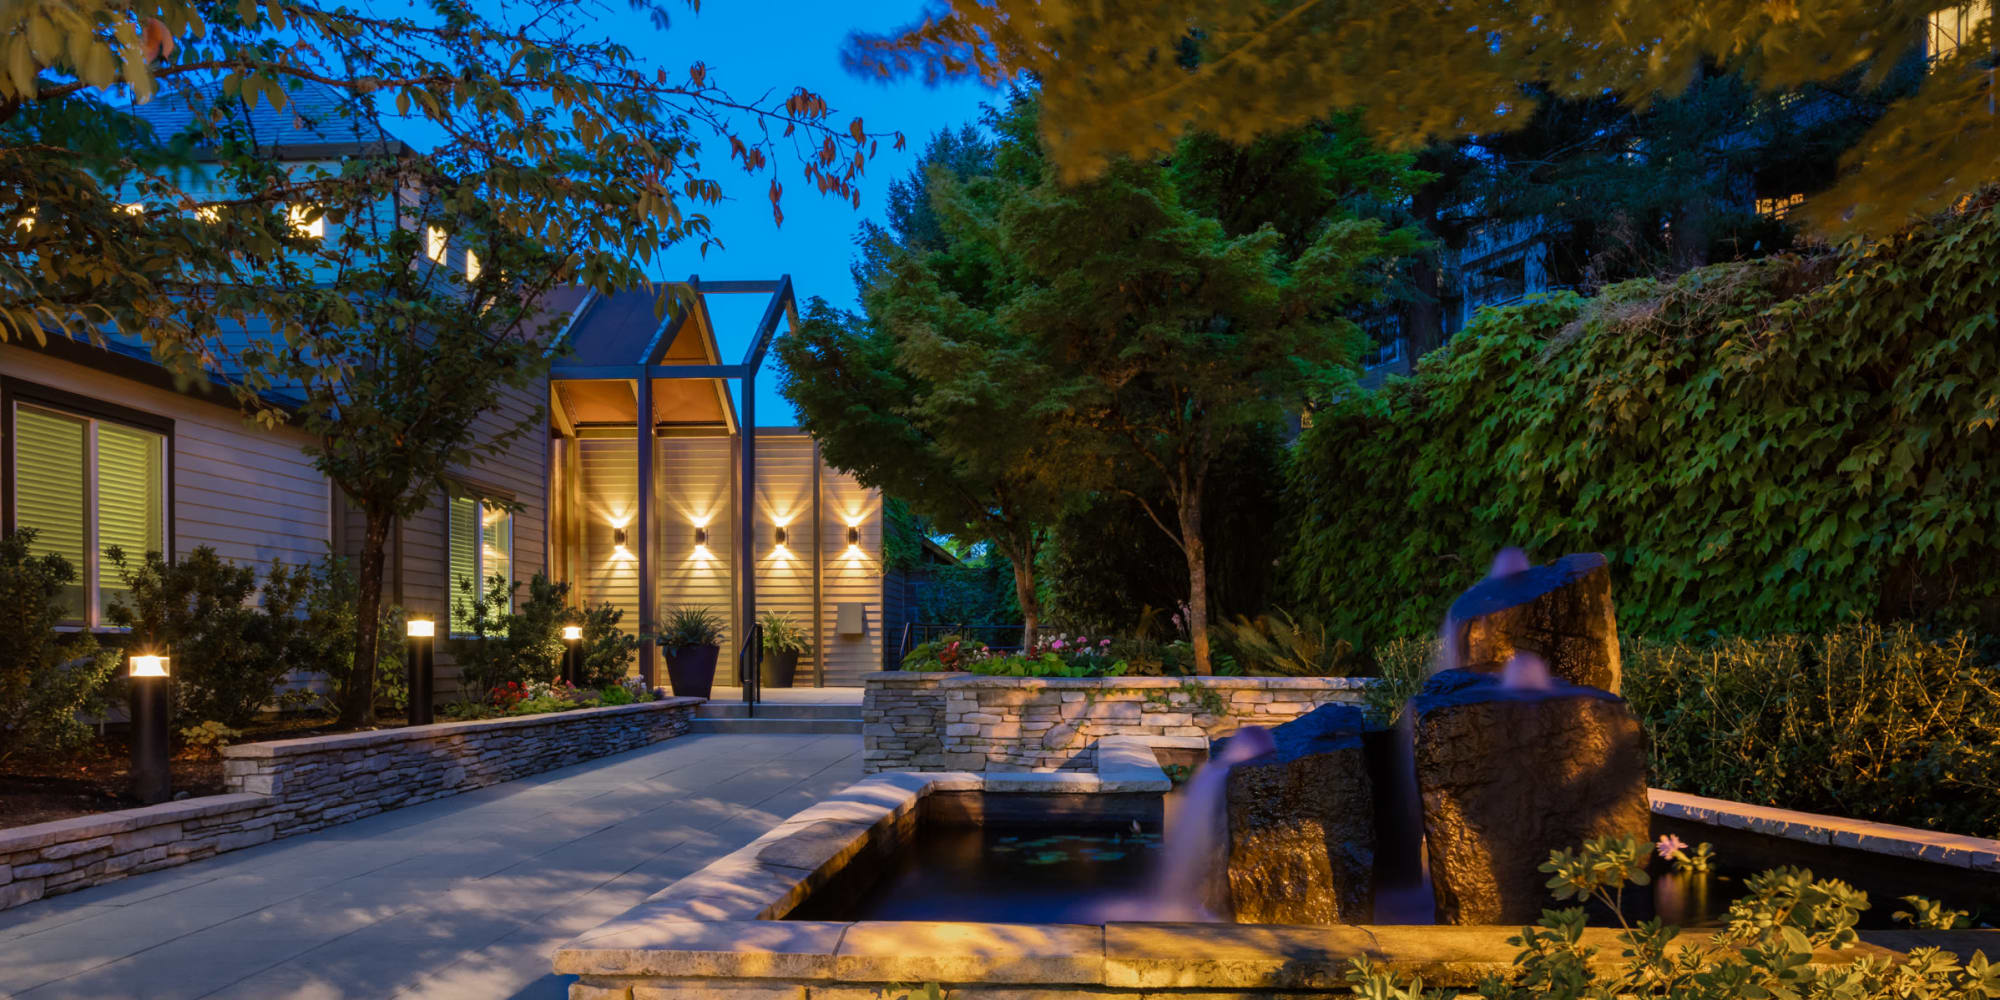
{"left": 636, "top": 376, "right": 655, "bottom": 689}
{"left": 738, "top": 373, "right": 756, "bottom": 689}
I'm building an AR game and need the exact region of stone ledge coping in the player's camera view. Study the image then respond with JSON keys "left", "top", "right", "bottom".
{"left": 0, "top": 793, "right": 267, "bottom": 853}
{"left": 555, "top": 917, "right": 2000, "bottom": 987}
{"left": 861, "top": 672, "right": 1374, "bottom": 691}
{"left": 220, "top": 697, "right": 704, "bottom": 759}
{"left": 1651, "top": 788, "right": 2000, "bottom": 872}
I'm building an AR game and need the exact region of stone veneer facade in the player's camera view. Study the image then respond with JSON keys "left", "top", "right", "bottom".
{"left": 862, "top": 671, "right": 1372, "bottom": 773}
{"left": 0, "top": 698, "right": 697, "bottom": 911}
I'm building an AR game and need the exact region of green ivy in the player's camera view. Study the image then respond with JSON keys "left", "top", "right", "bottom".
{"left": 1284, "top": 197, "right": 2000, "bottom": 647}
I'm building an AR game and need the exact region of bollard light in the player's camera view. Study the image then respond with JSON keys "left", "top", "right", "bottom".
{"left": 406, "top": 617, "right": 436, "bottom": 725}
{"left": 127, "top": 653, "right": 172, "bottom": 804}
{"left": 561, "top": 624, "right": 583, "bottom": 685}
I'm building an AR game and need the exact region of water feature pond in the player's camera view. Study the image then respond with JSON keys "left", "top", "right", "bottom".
{"left": 786, "top": 806, "right": 1995, "bottom": 928}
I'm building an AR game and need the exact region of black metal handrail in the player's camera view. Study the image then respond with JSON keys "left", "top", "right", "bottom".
{"left": 738, "top": 622, "right": 763, "bottom": 716}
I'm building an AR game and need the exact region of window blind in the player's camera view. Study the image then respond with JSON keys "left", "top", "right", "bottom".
{"left": 95, "top": 421, "right": 164, "bottom": 620}
{"left": 13, "top": 406, "right": 88, "bottom": 620}
{"left": 449, "top": 494, "right": 478, "bottom": 633}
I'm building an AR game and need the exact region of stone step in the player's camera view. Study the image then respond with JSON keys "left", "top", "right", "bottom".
{"left": 694, "top": 703, "right": 859, "bottom": 720}
{"left": 687, "top": 716, "right": 862, "bottom": 735}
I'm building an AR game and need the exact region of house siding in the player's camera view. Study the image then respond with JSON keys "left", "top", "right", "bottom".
{"left": 1, "top": 343, "right": 329, "bottom": 570}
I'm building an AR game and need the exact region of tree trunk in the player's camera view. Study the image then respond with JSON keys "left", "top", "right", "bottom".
{"left": 1405, "top": 182, "right": 1446, "bottom": 358}
{"left": 339, "top": 508, "right": 392, "bottom": 727}
{"left": 996, "top": 529, "right": 1042, "bottom": 652}
{"left": 1178, "top": 488, "right": 1212, "bottom": 675}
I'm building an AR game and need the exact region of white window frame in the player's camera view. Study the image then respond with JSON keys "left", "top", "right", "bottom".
{"left": 8, "top": 397, "right": 169, "bottom": 631}
{"left": 446, "top": 488, "right": 514, "bottom": 636}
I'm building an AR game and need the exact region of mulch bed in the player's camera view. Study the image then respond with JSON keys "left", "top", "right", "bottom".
{"left": 0, "top": 714, "right": 411, "bottom": 831}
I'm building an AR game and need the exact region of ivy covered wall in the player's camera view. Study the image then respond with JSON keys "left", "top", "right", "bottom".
{"left": 1283, "top": 195, "right": 2000, "bottom": 647}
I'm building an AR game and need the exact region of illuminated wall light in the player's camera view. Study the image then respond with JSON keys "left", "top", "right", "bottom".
{"left": 772, "top": 525, "right": 790, "bottom": 556}
{"left": 612, "top": 526, "right": 633, "bottom": 561}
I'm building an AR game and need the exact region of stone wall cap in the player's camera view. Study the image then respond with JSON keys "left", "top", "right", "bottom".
{"left": 0, "top": 792, "right": 267, "bottom": 853}
{"left": 1651, "top": 788, "right": 2000, "bottom": 870}
{"left": 933, "top": 675, "right": 1375, "bottom": 690}
{"left": 222, "top": 698, "right": 702, "bottom": 759}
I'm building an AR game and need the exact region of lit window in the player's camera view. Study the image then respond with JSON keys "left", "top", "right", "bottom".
{"left": 1756, "top": 193, "right": 1805, "bottom": 219}
{"left": 464, "top": 248, "right": 481, "bottom": 282}
{"left": 426, "top": 226, "right": 448, "bottom": 265}
{"left": 194, "top": 206, "right": 220, "bottom": 223}
{"left": 448, "top": 492, "right": 512, "bottom": 633}
{"left": 287, "top": 204, "right": 323, "bottom": 239}
{"left": 1930, "top": 1, "right": 1992, "bottom": 62}
{"left": 10, "top": 402, "right": 166, "bottom": 626}
{"left": 122, "top": 202, "right": 145, "bottom": 216}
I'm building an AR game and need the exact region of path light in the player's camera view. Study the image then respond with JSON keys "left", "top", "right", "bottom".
{"left": 407, "top": 617, "right": 436, "bottom": 725}
{"left": 128, "top": 653, "right": 172, "bottom": 804}
{"left": 562, "top": 625, "right": 584, "bottom": 685}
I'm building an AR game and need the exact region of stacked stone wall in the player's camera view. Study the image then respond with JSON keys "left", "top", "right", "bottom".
{"left": 0, "top": 698, "right": 697, "bottom": 911}
{"left": 862, "top": 673, "right": 1371, "bottom": 773}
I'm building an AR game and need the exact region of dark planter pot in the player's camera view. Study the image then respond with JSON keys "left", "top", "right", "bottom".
{"left": 666, "top": 644, "right": 721, "bottom": 699}
{"left": 760, "top": 650, "right": 800, "bottom": 688}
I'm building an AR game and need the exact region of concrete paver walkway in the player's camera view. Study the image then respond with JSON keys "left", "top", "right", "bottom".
{"left": 0, "top": 733, "right": 860, "bottom": 1000}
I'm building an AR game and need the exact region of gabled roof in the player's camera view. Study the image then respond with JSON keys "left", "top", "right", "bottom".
{"left": 130, "top": 78, "right": 411, "bottom": 158}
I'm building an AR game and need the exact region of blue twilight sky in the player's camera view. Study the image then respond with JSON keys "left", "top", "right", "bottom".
{"left": 581, "top": 1, "right": 997, "bottom": 425}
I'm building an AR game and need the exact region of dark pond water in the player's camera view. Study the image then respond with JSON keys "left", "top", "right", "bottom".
{"left": 793, "top": 822, "right": 1995, "bottom": 928}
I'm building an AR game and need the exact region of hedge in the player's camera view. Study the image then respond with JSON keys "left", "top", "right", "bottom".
{"left": 1283, "top": 195, "right": 2000, "bottom": 646}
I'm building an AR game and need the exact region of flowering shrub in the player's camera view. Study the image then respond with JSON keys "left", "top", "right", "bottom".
{"left": 1350, "top": 835, "right": 1998, "bottom": 1000}
{"left": 489, "top": 681, "right": 531, "bottom": 710}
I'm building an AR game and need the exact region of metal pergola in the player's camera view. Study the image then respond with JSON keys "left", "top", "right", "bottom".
{"left": 549, "top": 275, "right": 799, "bottom": 707}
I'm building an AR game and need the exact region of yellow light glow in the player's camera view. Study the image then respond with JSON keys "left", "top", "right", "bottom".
{"left": 287, "top": 204, "right": 323, "bottom": 239}
{"left": 426, "top": 225, "right": 448, "bottom": 265}
{"left": 692, "top": 544, "right": 712, "bottom": 561}
{"left": 613, "top": 545, "right": 635, "bottom": 562}
{"left": 407, "top": 618, "right": 436, "bottom": 638}
{"left": 194, "top": 206, "right": 219, "bottom": 223}
{"left": 129, "top": 654, "right": 170, "bottom": 677}
{"left": 562, "top": 625, "right": 583, "bottom": 641}
{"left": 122, "top": 202, "right": 145, "bottom": 216}
{"left": 465, "top": 248, "right": 482, "bottom": 282}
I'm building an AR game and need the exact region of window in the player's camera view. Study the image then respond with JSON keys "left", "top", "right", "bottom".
{"left": 464, "top": 248, "right": 481, "bottom": 282}
{"left": 10, "top": 401, "right": 166, "bottom": 626}
{"left": 1930, "top": 2, "right": 1992, "bottom": 62}
{"left": 1756, "top": 193, "right": 1805, "bottom": 219}
{"left": 447, "top": 492, "right": 512, "bottom": 633}
{"left": 287, "top": 204, "right": 323, "bottom": 239}
{"left": 426, "top": 226, "right": 448, "bottom": 265}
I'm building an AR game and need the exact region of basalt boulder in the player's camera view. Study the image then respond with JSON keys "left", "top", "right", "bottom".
{"left": 1446, "top": 551, "right": 1623, "bottom": 693}
{"left": 1412, "top": 670, "right": 1650, "bottom": 925}
{"left": 1221, "top": 703, "right": 1376, "bottom": 924}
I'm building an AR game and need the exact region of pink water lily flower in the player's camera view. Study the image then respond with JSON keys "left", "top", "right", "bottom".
{"left": 1655, "top": 834, "right": 1687, "bottom": 859}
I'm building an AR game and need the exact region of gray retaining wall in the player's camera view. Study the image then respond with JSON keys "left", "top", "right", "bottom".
{"left": 0, "top": 698, "right": 698, "bottom": 911}
{"left": 862, "top": 671, "right": 1372, "bottom": 773}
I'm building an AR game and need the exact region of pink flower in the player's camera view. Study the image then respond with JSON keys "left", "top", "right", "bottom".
{"left": 1051, "top": 639, "right": 1065, "bottom": 649}
{"left": 1099, "top": 639, "right": 1112, "bottom": 647}
{"left": 1655, "top": 834, "right": 1687, "bottom": 860}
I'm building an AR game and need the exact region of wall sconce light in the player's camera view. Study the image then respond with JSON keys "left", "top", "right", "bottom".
{"left": 846, "top": 525, "right": 860, "bottom": 547}
{"left": 692, "top": 526, "right": 707, "bottom": 547}
{"left": 613, "top": 527, "right": 628, "bottom": 547}
{"left": 774, "top": 525, "right": 789, "bottom": 547}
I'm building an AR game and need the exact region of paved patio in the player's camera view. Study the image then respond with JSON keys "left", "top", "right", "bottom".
{"left": 0, "top": 732, "right": 860, "bottom": 999}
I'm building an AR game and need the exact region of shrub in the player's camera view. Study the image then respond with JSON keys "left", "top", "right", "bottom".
{"left": 1284, "top": 200, "right": 2000, "bottom": 648}
{"left": 574, "top": 600, "right": 637, "bottom": 688}
{"left": 1217, "top": 609, "right": 1357, "bottom": 676}
{"left": 296, "top": 553, "right": 405, "bottom": 715}
{"left": 1624, "top": 622, "right": 2000, "bottom": 838}
{"left": 0, "top": 530, "right": 117, "bottom": 763}
{"left": 902, "top": 634, "right": 987, "bottom": 671}
{"left": 597, "top": 683, "right": 636, "bottom": 706}
{"left": 759, "top": 611, "right": 811, "bottom": 655}
{"left": 107, "top": 546, "right": 309, "bottom": 727}
{"left": 448, "top": 572, "right": 567, "bottom": 697}
{"left": 1349, "top": 835, "right": 1997, "bottom": 1000}
{"left": 659, "top": 605, "right": 725, "bottom": 649}
{"left": 1361, "top": 634, "right": 1438, "bottom": 726}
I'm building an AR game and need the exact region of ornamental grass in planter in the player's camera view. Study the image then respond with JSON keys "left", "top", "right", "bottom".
{"left": 758, "top": 611, "right": 810, "bottom": 688}
{"left": 661, "top": 605, "right": 725, "bottom": 699}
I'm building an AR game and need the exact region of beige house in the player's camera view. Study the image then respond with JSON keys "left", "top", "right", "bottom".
{"left": 0, "top": 277, "right": 903, "bottom": 696}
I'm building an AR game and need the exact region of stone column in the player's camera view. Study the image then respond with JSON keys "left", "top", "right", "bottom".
{"left": 1222, "top": 703, "right": 1376, "bottom": 924}
{"left": 1445, "top": 552, "right": 1622, "bottom": 693}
